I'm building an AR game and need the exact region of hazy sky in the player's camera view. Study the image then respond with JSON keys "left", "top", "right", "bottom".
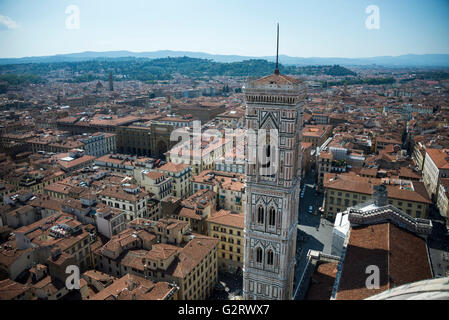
{"left": 0, "top": 0, "right": 448, "bottom": 59}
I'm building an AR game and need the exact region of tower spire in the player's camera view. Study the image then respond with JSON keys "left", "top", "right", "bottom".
{"left": 275, "top": 23, "right": 280, "bottom": 75}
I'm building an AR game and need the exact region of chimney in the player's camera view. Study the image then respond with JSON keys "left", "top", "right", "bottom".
{"left": 373, "top": 184, "right": 388, "bottom": 207}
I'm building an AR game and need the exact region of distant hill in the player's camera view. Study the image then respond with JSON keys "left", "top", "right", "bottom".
{"left": 0, "top": 57, "right": 357, "bottom": 84}
{"left": 1, "top": 51, "right": 449, "bottom": 67}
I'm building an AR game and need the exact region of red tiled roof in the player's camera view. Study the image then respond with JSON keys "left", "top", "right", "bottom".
{"left": 305, "top": 262, "right": 338, "bottom": 300}
{"left": 426, "top": 148, "right": 449, "bottom": 169}
{"left": 207, "top": 209, "right": 244, "bottom": 229}
{"left": 335, "top": 222, "right": 432, "bottom": 300}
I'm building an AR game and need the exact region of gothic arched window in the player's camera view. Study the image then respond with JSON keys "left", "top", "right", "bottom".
{"left": 267, "top": 250, "right": 274, "bottom": 265}
{"left": 269, "top": 207, "right": 276, "bottom": 226}
{"left": 262, "top": 133, "right": 271, "bottom": 169}
{"left": 256, "top": 247, "right": 263, "bottom": 263}
{"left": 257, "top": 206, "right": 264, "bottom": 224}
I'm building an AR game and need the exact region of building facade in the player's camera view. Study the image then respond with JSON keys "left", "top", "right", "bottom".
{"left": 207, "top": 209, "right": 244, "bottom": 273}
{"left": 437, "top": 178, "right": 449, "bottom": 227}
{"left": 323, "top": 173, "right": 432, "bottom": 220}
{"left": 422, "top": 148, "right": 449, "bottom": 201}
{"left": 99, "top": 184, "right": 149, "bottom": 222}
{"left": 79, "top": 132, "right": 116, "bottom": 157}
{"left": 192, "top": 170, "right": 245, "bottom": 213}
{"left": 116, "top": 122, "right": 175, "bottom": 159}
{"left": 157, "top": 162, "right": 192, "bottom": 200}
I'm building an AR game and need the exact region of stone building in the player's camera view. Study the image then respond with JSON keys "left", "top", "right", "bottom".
{"left": 243, "top": 61, "right": 305, "bottom": 299}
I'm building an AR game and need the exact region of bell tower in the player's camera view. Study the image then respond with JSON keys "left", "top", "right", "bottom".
{"left": 243, "top": 24, "right": 306, "bottom": 300}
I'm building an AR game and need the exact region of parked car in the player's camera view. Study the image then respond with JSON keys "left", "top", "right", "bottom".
{"left": 215, "top": 282, "right": 226, "bottom": 292}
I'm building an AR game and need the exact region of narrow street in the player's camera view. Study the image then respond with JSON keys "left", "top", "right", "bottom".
{"left": 293, "top": 170, "right": 334, "bottom": 299}
{"left": 427, "top": 205, "right": 449, "bottom": 278}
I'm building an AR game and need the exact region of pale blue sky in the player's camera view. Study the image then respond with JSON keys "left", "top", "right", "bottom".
{"left": 0, "top": 0, "right": 448, "bottom": 58}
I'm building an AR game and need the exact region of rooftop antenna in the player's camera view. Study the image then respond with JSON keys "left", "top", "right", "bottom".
{"left": 275, "top": 23, "right": 280, "bottom": 75}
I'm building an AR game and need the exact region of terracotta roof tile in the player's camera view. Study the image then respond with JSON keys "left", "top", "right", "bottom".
{"left": 335, "top": 222, "right": 432, "bottom": 300}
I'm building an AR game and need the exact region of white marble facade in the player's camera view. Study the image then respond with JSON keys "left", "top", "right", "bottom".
{"left": 243, "top": 72, "right": 305, "bottom": 300}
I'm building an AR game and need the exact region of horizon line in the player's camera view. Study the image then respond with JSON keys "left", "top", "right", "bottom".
{"left": 1, "top": 49, "right": 449, "bottom": 61}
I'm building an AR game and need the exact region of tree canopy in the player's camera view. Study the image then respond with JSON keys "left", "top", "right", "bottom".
{"left": 0, "top": 57, "right": 357, "bottom": 83}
